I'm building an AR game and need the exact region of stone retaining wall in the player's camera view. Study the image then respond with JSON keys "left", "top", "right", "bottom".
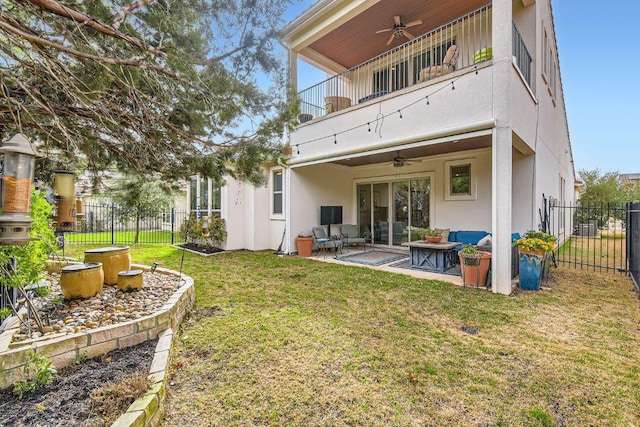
{"left": 0, "top": 266, "right": 194, "bottom": 391}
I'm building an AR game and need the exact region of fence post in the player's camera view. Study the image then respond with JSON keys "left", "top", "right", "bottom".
{"left": 111, "top": 203, "right": 115, "bottom": 245}
{"left": 171, "top": 208, "right": 175, "bottom": 245}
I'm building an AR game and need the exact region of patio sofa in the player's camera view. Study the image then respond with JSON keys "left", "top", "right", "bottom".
{"left": 447, "top": 230, "right": 521, "bottom": 279}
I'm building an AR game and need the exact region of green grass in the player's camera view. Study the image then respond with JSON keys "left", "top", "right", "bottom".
{"left": 64, "top": 230, "right": 182, "bottom": 245}
{"left": 67, "top": 245, "right": 640, "bottom": 426}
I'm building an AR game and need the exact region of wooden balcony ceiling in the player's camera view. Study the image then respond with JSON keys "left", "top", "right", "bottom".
{"left": 308, "top": 0, "right": 489, "bottom": 69}
{"left": 332, "top": 135, "right": 492, "bottom": 167}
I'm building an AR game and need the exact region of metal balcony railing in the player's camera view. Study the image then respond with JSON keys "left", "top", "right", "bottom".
{"left": 297, "top": 4, "right": 493, "bottom": 122}
{"left": 512, "top": 22, "right": 532, "bottom": 87}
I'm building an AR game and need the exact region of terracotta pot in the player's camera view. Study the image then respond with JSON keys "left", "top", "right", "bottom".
{"left": 84, "top": 246, "right": 131, "bottom": 285}
{"left": 117, "top": 269, "right": 144, "bottom": 292}
{"left": 425, "top": 235, "right": 443, "bottom": 243}
{"left": 296, "top": 237, "right": 314, "bottom": 257}
{"left": 459, "top": 251, "right": 492, "bottom": 287}
{"left": 60, "top": 263, "right": 104, "bottom": 299}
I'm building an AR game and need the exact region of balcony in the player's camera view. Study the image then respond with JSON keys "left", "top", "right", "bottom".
{"left": 297, "top": 5, "right": 493, "bottom": 123}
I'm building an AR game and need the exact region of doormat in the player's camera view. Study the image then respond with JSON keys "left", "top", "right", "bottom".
{"left": 389, "top": 259, "right": 462, "bottom": 277}
{"left": 338, "top": 250, "right": 407, "bottom": 266}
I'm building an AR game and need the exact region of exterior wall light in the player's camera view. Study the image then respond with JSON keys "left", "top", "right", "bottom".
{"left": 0, "top": 134, "right": 39, "bottom": 245}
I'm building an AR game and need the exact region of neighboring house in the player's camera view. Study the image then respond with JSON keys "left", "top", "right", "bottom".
{"left": 619, "top": 173, "right": 640, "bottom": 186}
{"left": 277, "top": 0, "right": 575, "bottom": 294}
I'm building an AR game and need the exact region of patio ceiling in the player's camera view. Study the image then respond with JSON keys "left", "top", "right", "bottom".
{"left": 291, "top": 0, "right": 490, "bottom": 72}
{"left": 331, "top": 134, "right": 492, "bottom": 167}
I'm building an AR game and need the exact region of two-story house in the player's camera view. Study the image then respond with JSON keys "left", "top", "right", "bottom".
{"left": 277, "top": 0, "right": 575, "bottom": 294}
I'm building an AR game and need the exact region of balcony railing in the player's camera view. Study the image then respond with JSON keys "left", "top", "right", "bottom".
{"left": 297, "top": 4, "right": 492, "bottom": 122}
{"left": 512, "top": 22, "right": 532, "bottom": 87}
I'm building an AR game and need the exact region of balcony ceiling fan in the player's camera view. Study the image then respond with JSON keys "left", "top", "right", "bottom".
{"left": 391, "top": 151, "right": 422, "bottom": 168}
{"left": 375, "top": 15, "right": 423, "bottom": 45}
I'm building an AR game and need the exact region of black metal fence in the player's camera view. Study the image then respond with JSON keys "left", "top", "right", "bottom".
{"left": 62, "top": 203, "right": 191, "bottom": 246}
{"left": 628, "top": 203, "right": 640, "bottom": 289}
{"left": 549, "top": 202, "right": 634, "bottom": 276}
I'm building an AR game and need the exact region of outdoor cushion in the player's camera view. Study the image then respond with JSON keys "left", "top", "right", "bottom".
{"left": 450, "top": 230, "right": 489, "bottom": 245}
{"left": 435, "top": 228, "right": 450, "bottom": 242}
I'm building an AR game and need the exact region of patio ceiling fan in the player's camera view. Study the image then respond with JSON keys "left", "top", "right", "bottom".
{"left": 392, "top": 151, "right": 422, "bottom": 168}
{"left": 375, "top": 15, "right": 423, "bottom": 45}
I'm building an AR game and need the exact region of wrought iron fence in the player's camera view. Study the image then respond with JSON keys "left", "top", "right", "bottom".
{"left": 62, "top": 203, "right": 191, "bottom": 246}
{"left": 550, "top": 202, "right": 632, "bottom": 275}
{"left": 628, "top": 202, "right": 640, "bottom": 290}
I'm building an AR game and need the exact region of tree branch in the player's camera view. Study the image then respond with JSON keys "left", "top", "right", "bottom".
{"left": 23, "top": 0, "right": 166, "bottom": 57}
{"left": 112, "top": 0, "right": 156, "bottom": 30}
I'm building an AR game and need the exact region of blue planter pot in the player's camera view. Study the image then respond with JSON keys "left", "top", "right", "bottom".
{"left": 519, "top": 252, "right": 544, "bottom": 291}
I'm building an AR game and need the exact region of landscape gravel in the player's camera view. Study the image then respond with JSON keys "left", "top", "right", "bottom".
{"left": 12, "top": 271, "right": 185, "bottom": 342}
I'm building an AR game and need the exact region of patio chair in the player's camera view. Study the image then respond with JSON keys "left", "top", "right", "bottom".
{"left": 418, "top": 44, "right": 459, "bottom": 82}
{"left": 340, "top": 224, "right": 368, "bottom": 251}
{"left": 312, "top": 226, "right": 343, "bottom": 257}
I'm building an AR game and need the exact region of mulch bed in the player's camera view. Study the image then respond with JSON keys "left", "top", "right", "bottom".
{"left": 0, "top": 339, "right": 157, "bottom": 427}
{"left": 177, "top": 243, "right": 224, "bottom": 255}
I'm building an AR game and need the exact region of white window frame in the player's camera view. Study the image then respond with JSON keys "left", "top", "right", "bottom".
{"left": 188, "top": 175, "right": 222, "bottom": 218}
{"left": 444, "top": 159, "right": 477, "bottom": 201}
{"left": 270, "top": 167, "right": 285, "bottom": 220}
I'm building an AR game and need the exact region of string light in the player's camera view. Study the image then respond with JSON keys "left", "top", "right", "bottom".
{"left": 288, "top": 69, "right": 480, "bottom": 151}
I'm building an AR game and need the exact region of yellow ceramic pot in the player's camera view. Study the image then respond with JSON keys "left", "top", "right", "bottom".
{"left": 117, "top": 269, "right": 144, "bottom": 292}
{"left": 84, "top": 246, "right": 131, "bottom": 285}
{"left": 60, "top": 263, "right": 104, "bottom": 299}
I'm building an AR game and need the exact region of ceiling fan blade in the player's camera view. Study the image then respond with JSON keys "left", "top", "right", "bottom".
{"left": 402, "top": 29, "right": 415, "bottom": 40}
{"left": 394, "top": 15, "right": 401, "bottom": 26}
{"left": 386, "top": 33, "right": 395, "bottom": 45}
{"left": 405, "top": 19, "right": 422, "bottom": 28}
{"left": 376, "top": 28, "right": 392, "bottom": 33}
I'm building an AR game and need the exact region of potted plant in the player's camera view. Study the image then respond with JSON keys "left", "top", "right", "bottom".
{"left": 296, "top": 231, "right": 314, "bottom": 257}
{"left": 513, "top": 231, "right": 557, "bottom": 291}
{"left": 423, "top": 228, "right": 443, "bottom": 244}
{"left": 458, "top": 245, "right": 492, "bottom": 288}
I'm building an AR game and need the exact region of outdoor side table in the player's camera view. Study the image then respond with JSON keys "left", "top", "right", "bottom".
{"left": 402, "top": 241, "right": 458, "bottom": 273}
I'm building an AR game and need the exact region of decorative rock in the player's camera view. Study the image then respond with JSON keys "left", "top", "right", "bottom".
{"left": 42, "top": 326, "right": 54, "bottom": 333}
{"left": 11, "top": 270, "right": 181, "bottom": 343}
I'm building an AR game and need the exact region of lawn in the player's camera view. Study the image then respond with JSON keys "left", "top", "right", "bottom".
{"left": 65, "top": 245, "right": 640, "bottom": 425}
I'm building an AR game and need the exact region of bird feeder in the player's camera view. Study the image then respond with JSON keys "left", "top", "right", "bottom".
{"left": 202, "top": 216, "right": 210, "bottom": 237}
{"left": 53, "top": 170, "right": 75, "bottom": 199}
{"left": 0, "top": 134, "right": 38, "bottom": 245}
{"left": 53, "top": 170, "right": 75, "bottom": 231}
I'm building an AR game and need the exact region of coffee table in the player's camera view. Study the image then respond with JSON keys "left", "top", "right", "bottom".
{"left": 402, "top": 241, "right": 459, "bottom": 273}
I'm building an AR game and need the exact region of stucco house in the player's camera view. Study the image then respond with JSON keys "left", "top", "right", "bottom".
{"left": 278, "top": 0, "right": 575, "bottom": 295}
{"left": 186, "top": 0, "right": 574, "bottom": 295}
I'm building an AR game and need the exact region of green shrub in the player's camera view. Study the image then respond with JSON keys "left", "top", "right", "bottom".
{"left": 13, "top": 351, "right": 57, "bottom": 399}
{"left": 179, "top": 213, "right": 227, "bottom": 249}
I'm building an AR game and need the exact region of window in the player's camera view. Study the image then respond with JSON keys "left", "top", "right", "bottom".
{"left": 542, "top": 27, "right": 549, "bottom": 83}
{"left": 189, "top": 175, "right": 222, "bottom": 217}
{"left": 445, "top": 159, "right": 477, "bottom": 200}
{"left": 272, "top": 168, "right": 284, "bottom": 217}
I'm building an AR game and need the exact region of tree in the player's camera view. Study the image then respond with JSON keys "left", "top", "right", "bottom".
{"left": 109, "top": 177, "right": 175, "bottom": 243}
{"left": 0, "top": 0, "right": 297, "bottom": 186}
{"left": 576, "top": 169, "right": 624, "bottom": 227}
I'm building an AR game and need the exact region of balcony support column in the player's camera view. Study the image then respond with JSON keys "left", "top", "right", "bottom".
{"left": 287, "top": 49, "right": 298, "bottom": 92}
{"left": 491, "top": 0, "right": 514, "bottom": 295}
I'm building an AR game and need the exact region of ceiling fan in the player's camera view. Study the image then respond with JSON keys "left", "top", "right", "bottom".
{"left": 392, "top": 151, "right": 422, "bottom": 168}
{"left": 375, "top": 15, "right": 423, "bottom": 45}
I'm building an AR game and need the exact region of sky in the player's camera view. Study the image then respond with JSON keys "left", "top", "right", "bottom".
{"left": 282, "top": 1, "right": 640, "bottom": 176}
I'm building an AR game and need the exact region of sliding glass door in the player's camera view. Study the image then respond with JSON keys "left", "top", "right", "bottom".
{"left": 357, "top": 177, "right": 431, "bottom": 247}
